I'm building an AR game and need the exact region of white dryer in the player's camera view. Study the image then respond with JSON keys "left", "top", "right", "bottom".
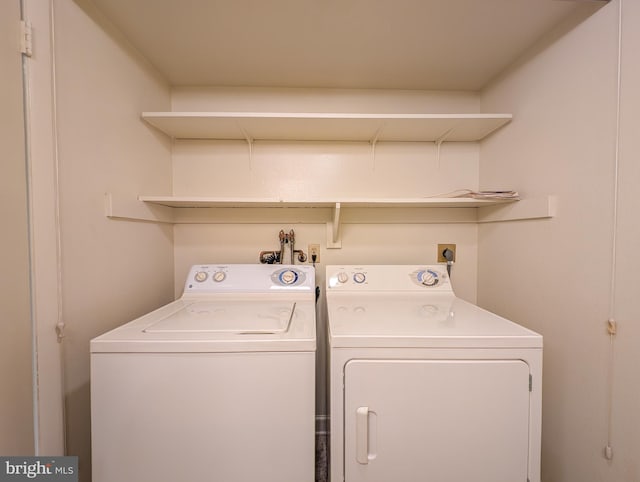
{"left": 91, "top": 264, "right": 316, "bottom": 482}
{"left": 326, "top": 265, "right": 542, "bottom": 482}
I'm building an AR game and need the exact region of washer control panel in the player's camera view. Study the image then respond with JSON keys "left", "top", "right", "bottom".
{"left": 184, "top": 264, "right": 314, "bottom": 293}
{"left": 327, "top": 265, "right": 453, "bottom": 293}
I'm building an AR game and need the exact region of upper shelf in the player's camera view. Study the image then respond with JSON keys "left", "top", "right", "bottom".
{"left": 141, "top": 112, "right": 512, "bottom": 142}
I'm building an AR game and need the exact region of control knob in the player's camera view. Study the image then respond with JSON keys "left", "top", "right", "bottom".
{"left": 280, "top": 270, "right": 297, "bottom": 285}
{"left": 212, "top": 271, "right": 226, "bottom": 282}
{"left": 194, "top": 271, "right": 208, "bottom": 283}
{"left": 420, "top": 271, "right": 439, "bottom": 287}
{"left": 336, "top": 272, "right": 349, "bottom": 284}
{"left": 353, "top": 272, "right": 366, "bottom": 284}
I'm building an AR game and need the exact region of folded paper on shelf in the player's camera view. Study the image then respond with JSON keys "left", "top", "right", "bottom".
{"left": 431, "top": 189, "right": 520, "bottom": 201}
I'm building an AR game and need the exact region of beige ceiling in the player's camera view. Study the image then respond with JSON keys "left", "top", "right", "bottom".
{"left": 83, "top": 0, "right": 606, "bottom": 91}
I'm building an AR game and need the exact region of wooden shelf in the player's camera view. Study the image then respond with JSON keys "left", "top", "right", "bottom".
{"left": 138, "top": 196, "right": 511, "bottom": 209}
{"left": 141, "top": 112, "right": 512, "bottom": 142}
{"left": 105, "top": 193, "right": 556, "bottom": 248}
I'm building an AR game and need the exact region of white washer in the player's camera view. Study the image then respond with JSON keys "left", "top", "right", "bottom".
{"left": 91, "top": 264, "right": 316, "bottom": 482}
{"left": 326, "top": 265, "right": 542, "bottom": 482}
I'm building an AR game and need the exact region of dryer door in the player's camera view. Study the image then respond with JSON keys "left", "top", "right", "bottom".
{"left": 344, "top": 359, "right": 530, "bottom": 482}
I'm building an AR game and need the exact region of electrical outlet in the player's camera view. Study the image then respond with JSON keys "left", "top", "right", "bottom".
{"left": 437, "top": 244, "right": 456, "bottom": 263}
{"left": 309, "top": 244, "right": 320, "bottom": 263}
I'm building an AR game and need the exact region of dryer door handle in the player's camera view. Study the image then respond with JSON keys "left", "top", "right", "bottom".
{"left": 356, "top": 406, "right": 370, "bottom": 464}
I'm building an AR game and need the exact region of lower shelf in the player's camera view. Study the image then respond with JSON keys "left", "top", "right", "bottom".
{"left": 136, "top": 196, "right": 512, "bottom": 209}
{"left": 104, "top": 193, "right": 556, "bottom": 247}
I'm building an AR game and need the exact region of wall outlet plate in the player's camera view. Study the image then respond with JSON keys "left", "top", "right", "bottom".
{"left": 437, "top": 243, "right": 456, "bottom": 262}
{"left": 309, "top": 244, "right": 320, "bottom": 263}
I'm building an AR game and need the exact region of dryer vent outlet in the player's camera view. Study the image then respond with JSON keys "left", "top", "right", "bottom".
{"left": 437, "top": 244, "right": 456, "bottom": 263}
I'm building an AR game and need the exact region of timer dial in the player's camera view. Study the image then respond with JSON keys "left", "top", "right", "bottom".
{"left": 280, "top": 270, "right": 297, "bottom": 284}
{"left": 419, "top": 269, "right": 440, "bottom": 287}
{"left": 353, "top": 272, "right": 366, "bottom": 284}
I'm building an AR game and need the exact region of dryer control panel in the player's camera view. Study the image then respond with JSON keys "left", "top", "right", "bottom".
{"left": 185, "top": 264, "right": 315, "bottom": 293}
{"left": 326, "top": 265, "right": 453, "bottom": 293}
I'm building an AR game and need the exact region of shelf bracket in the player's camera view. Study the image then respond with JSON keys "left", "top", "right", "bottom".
{"left": 239, "top": 125, "right": 254, "bottom": 169}
{"left": 327, "top": 202, "right": 342, "bottom": 249}
{"left": 104, "top": 192, "right": 174, "bottom": 223}
{"left": 369, "top": 124, "right": 385, "bottom": 169}
{"left": 434, "top": 127, "right": 455, "bottom": 166}
{"left": 477, "top": 196, "right": 557, "bottom": 223}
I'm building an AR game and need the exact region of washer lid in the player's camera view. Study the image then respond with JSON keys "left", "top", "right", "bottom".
{"left": 327, "top": 293, "right": 542, "bottom": 349}
{"left": 91, "top": 298, "right": 316, "bottom": 353}
{"left": 144, "top": 300, "right": 296, "bottom": 334}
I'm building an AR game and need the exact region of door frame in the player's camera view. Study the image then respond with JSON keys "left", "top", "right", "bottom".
{"left": 22, "top": 0, "right": 65, "bottom": 455}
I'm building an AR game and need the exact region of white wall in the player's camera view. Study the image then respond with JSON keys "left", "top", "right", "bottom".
{"left": 0, "top": 0, "right": 35, "bottom": 455}
{"left": 54, "top": 1, "right": 173, "bottom": 479}
{"left": 479, "top": 3, "right": 635, "bottom": 481}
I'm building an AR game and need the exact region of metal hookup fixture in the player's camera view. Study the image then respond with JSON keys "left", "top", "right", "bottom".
{"left": 260, "top": 229, "right": 307, "bottom": 264}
